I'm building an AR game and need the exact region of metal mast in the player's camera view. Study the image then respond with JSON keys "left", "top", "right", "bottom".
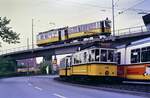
{"left": 32, "top": 19, "right": 34, "bottom": 49}
{"left": 112, "top": 0, "right": 115, "bottom": 36}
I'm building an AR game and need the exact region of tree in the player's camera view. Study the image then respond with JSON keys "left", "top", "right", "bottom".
{"left": 0, "top": 17, "right": 20, "bottom": 45}
{"left": 39, "top": 61, "right": 52, "bottom": 74}
{"left": 0, "top": 57, "right": 16, "bottom": 73}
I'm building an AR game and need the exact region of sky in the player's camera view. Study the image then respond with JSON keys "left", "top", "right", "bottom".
{"left": 0, "top": 0, "right": 149, "bottom": 51}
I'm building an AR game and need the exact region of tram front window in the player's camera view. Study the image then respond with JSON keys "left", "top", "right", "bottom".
{"left": 84, "top": 52, "right": 87, "bottom": 63}
{"left": 89, "top": 49, "right": 95, "bottom": 62}
{"left": 108, "top": 50, "right": 114, "bottom": 62}
{"left": 101, "top": 49, "right": 107, "bottom": 62}
{"left": 95, "top": 49, "right": 100, "bottom": 62}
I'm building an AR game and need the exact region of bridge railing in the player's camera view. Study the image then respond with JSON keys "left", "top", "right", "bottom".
{"left": 0, "top": 45, "right": 38, "bottom": 55}
{"left": 0, "top": 25, "right": 149, "bottom": 55}
{"left": 115, "top": 25, "right": 148, "bottom": 36}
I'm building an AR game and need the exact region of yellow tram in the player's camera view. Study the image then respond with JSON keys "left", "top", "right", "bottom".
{"left": 59, "top": 47, "right": 117, "bottom": 81}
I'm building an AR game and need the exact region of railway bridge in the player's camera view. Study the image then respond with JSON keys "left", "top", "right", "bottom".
{"left": 0, "top": 26, "right": 150, "bottom": 64}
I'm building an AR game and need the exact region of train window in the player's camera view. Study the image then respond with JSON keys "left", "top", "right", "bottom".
{"left": 60, "top": 59, "right": 65, "bottom": 68}
{"left": 66, "top": 58, "right": 70, "bottom": 67}
{"left": 95, "top": 49, "right": 100, "bottom": 62}
{"left": 101, "top": 49, "right": 107, "bottom": 62}
{"left": 104, "top": 20, "right": 111, "bottom": 28}
{"left": 117, "top": 52, "right": 121, "bottom": 64}
{"left": 79, "top": 53, "right": 82, "bottom": 64}
{"left": 89, "top": 49, "right": 95, "bottom": 62}
{"left": 97, "top": 21, "right": 101, "bottom": 28}
{"left": 45, "top": 33, "right": 48, "bottom": 39}
{"left": 131, "top": 49, "right": 140, "bottom": 63}
{"left": 53, "top": 31, "right": 57, "bottom": 37}
{"left": 73, "top": 57, "right": 76, "bottom": 65}
{"left": 91, "top": 50, "right": 95, "bottom": 62}
{"left": 41, "top": 35, "right": 44, "bottom": 39}
{"left": 141, "top": 47, "right": 150, "bottom": 62}
{"left": 101, "top": 21, "right": 105, "bottom": 32}
{"left": 108, "top": 50, "right": 114, "bottom": 62}
{"left": 83, "top": 52, "right": 87, "bottom": 63}
{"left": 48, "top": 32, "right": 51, "bottom": 38}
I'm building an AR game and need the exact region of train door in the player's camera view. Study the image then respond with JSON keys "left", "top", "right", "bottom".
{"left": 60, "top": 29, "right": 68, "bottom": 41}
{"left": 58, "top": 30, "right": 61, "bottom": 41}
{"left": 64, "top": 29, "right": 68, "bottom": 40}
{"left": 101, "top": 21, "right": 105, "bottom": 33}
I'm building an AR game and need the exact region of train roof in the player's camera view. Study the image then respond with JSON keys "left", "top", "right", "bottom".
{"left": 38, "top": 27, "right": 68, "bottom": 35}
{"left": 79, "top": 42, "right": 115, "bottom": 51}
{"left": 37, "top": 18, "right": 111, "bottom": 35}
{"left": 69, "top": 18, "right": 111, "bottom": 28}
{"left": 117, "top": 37, "right": 150, "bottom": 49}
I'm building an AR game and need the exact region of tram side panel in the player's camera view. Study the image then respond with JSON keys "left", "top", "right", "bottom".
{"left": 71, "top": 48, "right": 117, "bottom": 77}
{"left": 117, "top": 39, "right": 150, "bottom": 81}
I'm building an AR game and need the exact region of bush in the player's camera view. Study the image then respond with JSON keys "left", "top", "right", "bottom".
{"left": 39, "top": 61, "right": 52, "bottom": 74}
{"left": 0, "top": 57, "right": 17, "bottom": 77}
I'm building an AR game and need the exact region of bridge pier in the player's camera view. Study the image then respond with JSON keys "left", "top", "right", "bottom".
{"left": 43, "top": 55, "right": 53, "bottom": 75}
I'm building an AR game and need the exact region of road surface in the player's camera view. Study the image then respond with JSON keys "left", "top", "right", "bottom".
{"left": 0, "top": 76, "right": 148, "bottom": 98}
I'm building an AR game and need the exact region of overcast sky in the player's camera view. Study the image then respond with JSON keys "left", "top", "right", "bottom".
{"left": 0, "top": 0, "right": 149, "bottom": 51}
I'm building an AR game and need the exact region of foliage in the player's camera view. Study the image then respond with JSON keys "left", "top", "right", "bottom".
{"left": 0, "top": 17, "right": 20, "bottom": 45}
{"left": 39, "top": 61, "right": 52, "bottom": 74}
{"left": 0, "top": 57, "right": 16, "bottom": 73}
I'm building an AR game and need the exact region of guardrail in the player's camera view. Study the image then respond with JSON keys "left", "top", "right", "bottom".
{"left": 115, "top": 25, "right": 148, "bottom": 36}
{"left": 0, "top": 25, "right": 149, "bottom": 55}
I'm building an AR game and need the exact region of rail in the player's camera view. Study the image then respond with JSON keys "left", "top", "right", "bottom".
{"left": 115, "top": 25, "right": 148, "bottom": 36}
{"left": 0, "top": 25, "right": 149, "bottom": 55}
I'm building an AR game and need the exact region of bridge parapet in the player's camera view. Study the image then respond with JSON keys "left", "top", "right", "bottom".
{"left": 115, "top": 25, "right": 148, "bottom": 36}
{"left": 0, "top": 25, "right": 149, "bottom": 56}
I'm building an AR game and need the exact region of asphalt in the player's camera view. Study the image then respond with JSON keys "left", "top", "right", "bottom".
{"left": 0, "top": 76, "right": 148, "bottom": 98}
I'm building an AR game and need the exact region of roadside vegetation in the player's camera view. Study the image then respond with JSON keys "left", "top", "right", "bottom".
{"left": 0, "top": 57, "right": 17, "bottom": 77}
{"left": 0, "top": 17, "right": 20, "bottom": 77}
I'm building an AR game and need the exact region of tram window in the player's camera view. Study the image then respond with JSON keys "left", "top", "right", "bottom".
{"left": 104, "top": 20, "right": 111, "bottom": 28}
{"left": 91, "top": 50, "right": 95, "bottom": 62}
{"left": 89, "top": 53, "right": 91, "bottom": 62}
{"left": 60, "top": 59, "right": 65, "bottom": 68}
{"left": 117, "top": 52, "right": 121, "bottom": 64}
{"left": 95, "top": 49, "right": 100, "bottom": 62}
{"left": 73, "top": 57, "right": 76, "bottom": 65}
{"left": 66, "top": 59, "right": 68, "bottom": 67}
{"left": 76, "top": 55, "right": 79, "bottom": 64}
{"left": 89, "top": 50, "right": 95, "bottom": 62}
{"left": 84, "top": 52, "right": 87, "bottom": 63}
{"left": 131, "top": 49, "right": 140, "bottom": 63}
{"left": 79, "top": 53, "right": 83, "bottom": 64}
{"left": 108, "top": 50, "right": 114, "bottom": 62}
{"left": 141, "top": 47, "right": 150, "bottom": 62}
{"left": 79, "top": 53, "right": 82, "bottom": 64}
{"left": 101, "top": 49, "right": 107, "bottom": 62}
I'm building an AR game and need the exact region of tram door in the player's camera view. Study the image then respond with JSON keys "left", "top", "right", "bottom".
{"left": 58, "top": 30, "right": 61, "bottom": 41}
{"left": 61, "top": 29, "right": 68, "bottom": 41}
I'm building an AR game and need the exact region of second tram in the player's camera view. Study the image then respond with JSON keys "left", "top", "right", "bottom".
{"left": 59, "top": 46, "right": 118, "bottom": 82}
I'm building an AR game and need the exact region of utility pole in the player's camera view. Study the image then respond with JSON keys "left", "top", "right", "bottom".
{"left": 32, "top": 19, "right": 34, "bottom": 50}
{"left": 27, "top": 38, "right": 29, "bottom": 49}
{"left": 112, "top": 0, "right": 115, "bottom": 36}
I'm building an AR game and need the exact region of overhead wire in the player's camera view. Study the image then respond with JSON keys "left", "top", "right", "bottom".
{"left": 118, "top": 0, "right": 147, "bottom": 14}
